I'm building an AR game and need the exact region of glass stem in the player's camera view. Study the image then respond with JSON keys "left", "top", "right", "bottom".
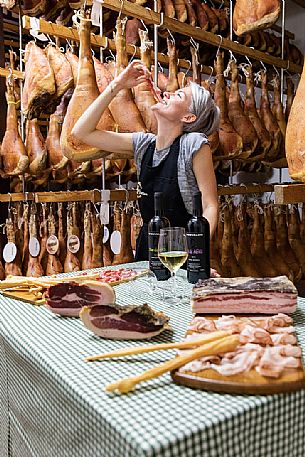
{"left": 172, "top": 271, "right": 177, "bottom": 300}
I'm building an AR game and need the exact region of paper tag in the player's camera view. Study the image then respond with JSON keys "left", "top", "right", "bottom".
{"left": 46, "top": 235, "right": 59, "bottom": 255}
{"left": 103, "top": 226, "right": 109, "bottom": 244}
{"left": 91, "top": 0, "right": 101, "bottom": 26}
{"left": 29, "top": 237, "right": 40, "bottom": 257}
{"left": 67, "top": 235, "right": 80, "bottom": 254}
{"left": 29, "top": 17, "right": 48, "bottom": 41}
{"left": 3, "top": 242, "right": 17, "bottom": 263}
{"left": 18, "top": 217, "right": 24, "bottom": 230}
{"left": 100, "top": 202, "right": 109, "bottom": 225}
{"left": 110, "top": 230, "right": 121, "bottom": 254}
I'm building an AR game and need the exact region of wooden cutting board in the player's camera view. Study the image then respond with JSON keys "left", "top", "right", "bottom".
{"left": 2, "top": 290, "right": 45, "bottom": 305}
{"left": 171, "top": 315, "right": 305, "bottom": 395}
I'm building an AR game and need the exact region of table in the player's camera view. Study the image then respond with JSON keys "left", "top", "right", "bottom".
{"left": 0, "top": 262, "right": 305, "bottom": 457}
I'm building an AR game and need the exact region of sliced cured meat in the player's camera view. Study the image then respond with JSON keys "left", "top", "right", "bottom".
{"left": 45, "top": 280, "right": 115, "bottom": 317}
{"left": 256, "top": 346, "right": 300, "bottom": 378}
{"left": 239, "top": 325, "right": 272, "bottom": 345}
{"left": 191, "top": 276, "right": 297, "bottom": 314}
{"left": 96, "top": 268, "right": 148, "bottom": 285}
{"left": 80, "top": 303, "right": 170, "bottom": 340}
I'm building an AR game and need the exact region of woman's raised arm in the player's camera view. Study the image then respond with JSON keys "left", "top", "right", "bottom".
{"left": 72, "top": 60, "right": 150, "bottom": 157}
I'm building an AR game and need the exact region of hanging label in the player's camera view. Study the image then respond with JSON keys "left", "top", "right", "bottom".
{"left": 3, "top": 242, "right": 17, "bottom": 263}
{"left": 67, "top": 235, "right": 80, "bottom": 254}
{"left": 100, "top": 203, "right": 109, "bottom": 225}
{"left": 29, "top": 237, "right": 40, "bottom": 257}
{"left": 29, "top": 17, "right": 48, "bottom": 41}
{"left": 110, "top": 230, "right": 121, "bottom": 254}
{"left": 91, "top": 0, "right": 101, "bottom": 26}
{"left": 103, "top": 226, "right": 109, "bottom": 244}
{"left": 46, "top": 235, "right": 59, "bottom": 255}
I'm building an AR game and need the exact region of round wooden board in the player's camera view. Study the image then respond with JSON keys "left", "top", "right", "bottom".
{"left": 171, "top": 367, "right": 305, "bottom": 395}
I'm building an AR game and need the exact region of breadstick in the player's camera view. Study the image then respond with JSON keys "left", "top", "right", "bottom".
{"left": 86, "top": 330, "right": 230, "bottom": 362}
{"left": 105, "top": 335, "right": 240, "bottom": 394}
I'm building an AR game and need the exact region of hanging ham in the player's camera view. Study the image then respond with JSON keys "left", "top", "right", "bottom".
{"left": 82, "top": 203, "right": 93, "bottom": 270}
{"left": 27, "top": 206, "right": 44, "bottom": 277}
{"left": 25, "top": 119, "right": 48, "bottom": 178}
{"left": 22, "top": 42, "right": 56, "bottom": 120}
{"left": 243, "top": 64, "right": 271, "bottom": 162}
{"left": 45, "top": 44, "right": 74, "bottom": 112}
{"left": 46, "top": 208, "right": 63, "bottom": 276}
{"left": 233, "top": 0, "right": 280, "bottom": 36}
{"left": 214, "top": 53, "right": 243, "bottom": 160}
{"left": 133, "top": 30, "right": 157, "bottom": 133}
{"left": 61, "top": 14, "right": 116, "bottom": 163}
{"left": 259, "top": 70, "right": 282, "bottom": 163}
{"left": 1, "top": 69, "right": 29, "bottom": 177}
{"left": 46, "top": 113, "right": 69, "bottom": 183}
{"left": 64, "top": 204, "right": 81, "bottom": 273}
{"left": 228, "top": 60, "right": 258, "bottom": 160}
{"left": 5, "top": 213, "right": 22, "bottom": 277}
{"left": 91, "top": 213, "right": 104, "bottom": 269}
{"left": 166, "top": 38, "right": 179, "bottom": 92}
{"left": 285, "top": 59, "right": 305, "bottom": 181}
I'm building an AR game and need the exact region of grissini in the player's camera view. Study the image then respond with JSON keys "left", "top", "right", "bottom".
{"left": 86, "top": 330, "right": 231, "bottom": 362}
{"left": 105, "top": 335, "right": 240, "bottom": 394}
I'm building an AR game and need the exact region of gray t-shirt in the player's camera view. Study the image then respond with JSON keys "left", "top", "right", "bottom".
{"left": 132, "top": 132, "right": 209, "bottom": 213}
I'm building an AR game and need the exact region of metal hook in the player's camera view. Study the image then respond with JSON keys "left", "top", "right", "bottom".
{"left": 8, "top": 193, "right": 12, "bottom": 212}
{"left": 118, "top": 0, "right": 124, "bottom": 19}
{"left": 229, "top": 49, "right": 237, "bottom": 63}
{"left": 157, "top": 61, "right": 164, "bottom": 73}
{"left": 129, "top": 44, "right": 137, "bottom": 62}
{"left": 215, "top": 35, "right": 223, "bottom": 57}
{"left": 273, "top": 64, "right": 280, "bottom": 77}
{"left": 207, "top": 65, "right": 214, "bottom": 82}
{"left": 260, "top": 60, "right": 267, "bottom": 72}
{"left": 158, "top": 12, "right": 164, "bottom": 27}
{"left": 167, "top": 28, "right": 175, "bottom": 44}
{"left": 190, "top": 37, "right": 199, "bottom": 51}
{"left": 140, "top": 19, "right": 148, "bottom": 33}
{"left": 46, "top": 34, "right": 56, "bottom": 46}
{"left": 66, "top": 39, "right": 73, "bottom": 51}
{"left": 245, "top": 55, "right": 252, "bottom": 67}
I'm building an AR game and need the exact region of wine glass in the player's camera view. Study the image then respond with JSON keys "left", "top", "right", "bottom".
{"left": 158, "top": 227, "right": 188, "bottom": 303}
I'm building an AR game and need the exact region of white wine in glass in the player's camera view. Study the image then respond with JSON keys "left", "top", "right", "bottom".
{"left": 158, "top": 227, "right": 188, "bottom": 302}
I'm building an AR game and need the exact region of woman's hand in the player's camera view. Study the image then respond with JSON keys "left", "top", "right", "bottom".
{"left": 115, "top": 60, "right": 150, "bottom": 90}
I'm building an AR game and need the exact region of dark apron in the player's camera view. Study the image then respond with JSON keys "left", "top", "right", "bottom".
{"left": 135, "top": 135, "right": 191, "bottom": 261}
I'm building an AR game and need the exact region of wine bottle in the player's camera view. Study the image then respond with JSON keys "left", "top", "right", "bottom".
{"left": 187, "top": 192, "right": 210, "bottom": 284}
{"left": 148, "top": 192, "right": 171, "bottom": 280}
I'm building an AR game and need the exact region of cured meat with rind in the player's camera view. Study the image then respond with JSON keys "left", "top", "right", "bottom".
{"left": 80, "top": 302, "right": 170, "bottom": 339}
{"left": 45, "top": 280, "right": 115, "bottom": 317}
{"left": 233, "top": 0, "right": 280, "bottom": 36}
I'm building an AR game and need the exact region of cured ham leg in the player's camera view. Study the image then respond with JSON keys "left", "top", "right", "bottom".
{"left": 112, "top": 206, "right": 134, "bottom": 265}
{"left": 288, "top": 206, "right": 305, "bottom": 278}
{"left": 1, "top": 61, "right": 29, "bottom": 176}
{"left": 61, "top": 14, "right": 116, "bottom": 163}
{"left": 165, "top": 38, "right": 179, "bottom": 92}
{"left": 228, "top": 60, "right": 258, "bottom": 159}
{"left": 46, "top": 113, "right": 69, "bottom": 183}
{"left": 5, "top": 214, "right": 22, "bottom": 277}
{"left": 46, "top": 44, "right": 74, "bottom": 112}
{"left": 243, "top": 65, "right": 271, "bottom": 162}
{"left": 233, "top": 0, "right": 280, "bottom": 36}
{"left": 57, "top": 203, "right": 66, "bottom": 267}
{"left": 107, "top": 19, "right": 146, "bottom": 133}
{"left": 82, "top": 203, "right": 93, "bottom": 270}
{"left": 221, "top": 204, "right": 242, "bottom": 277}
{"left": 22, "top": 42, "right": 56, "bottom": 120}
{"left": 133, "top": 30, "right": 157, "bottom": 133}
{"left": 214, "top": 53, "right": 243, "bottom": 160}
{"left": 91, "top": 213, "right": 103, "bottom": 269}
{"left": 259, "top": 71, "right": 282, "bottom": 163}
{"left": 64, "top": 204, "right": 81, "bottom": 273}
{"left": 46, "top": 209, "right": 63, "bottom": 276}
{"left": 25, "top": 119, "right": 48, "bottom": 178}
{"left": 27, "top": 206, "right": 44, "bottom": 277}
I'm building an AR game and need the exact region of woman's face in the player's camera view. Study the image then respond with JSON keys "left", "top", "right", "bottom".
{"left": 151, "top": 86, "right": 193, "bottom": 122}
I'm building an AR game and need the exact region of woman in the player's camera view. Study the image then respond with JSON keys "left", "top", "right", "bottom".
{"left": 72, "top": 60, "right": 220, "bottom": 260}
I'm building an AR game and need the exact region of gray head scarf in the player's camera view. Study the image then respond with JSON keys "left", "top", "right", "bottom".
{"left": 183, "top": 81, "right": 220, "bottom": 136}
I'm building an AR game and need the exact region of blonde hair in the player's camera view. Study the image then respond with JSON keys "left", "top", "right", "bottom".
{"left": 183, "top": 81, "right": 220, "bottom": 136}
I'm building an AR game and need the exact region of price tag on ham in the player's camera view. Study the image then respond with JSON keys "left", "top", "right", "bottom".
{"left": 110, "top": 231, "right": 121, "bottom": 254}
{"left": 29, "top": 237, "right": 40, "bottom": 257}
{"left": 46, "top": 235, "right": 59, "bottom": 255}
{"left": 67, "top": 235, "right": 80, "bottom": 254}
{"left": 3, "top": 242, "right": 17, "bottom": 263}
{"left": 91, "top": 0, "right": 102, "bottom": 26}
{"left": 103, "top": 226, "right": 109, "bottom": 244}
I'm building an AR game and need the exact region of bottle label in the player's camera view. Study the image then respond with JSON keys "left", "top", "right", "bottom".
{"left": 186, "top": 233, "right": 210, "bottom": 282}
{"left": 148, "top": 232, "right": 170, "bottom": 281}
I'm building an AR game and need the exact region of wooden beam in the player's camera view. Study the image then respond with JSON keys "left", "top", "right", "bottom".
{"left": 0, "top": 192, "right": 34, "bottom": 203}
{"left": 34, "top": 189, "right": 138, "bottom": 203}
{"left": 218, "top": 184, "right": 274, "bottom": 196}
{"left": 0, "top": 67, "right": 24, "bottom": 79}
{"left": 274, "top": 184, "right": 305, "bottom": 205}
{"left": 98, "top": 0, "right": 302, "bottom": 73}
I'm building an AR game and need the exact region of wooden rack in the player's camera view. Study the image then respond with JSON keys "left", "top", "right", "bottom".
{"left": 218, "top": 184, "right": 275, "bottom": 196}
{"left": 0, "top": 189, "right": 138, "bottom": 203}
{"left": 96, "top": 0, "right": 302, "bottom": 73}
{"left": 274, "top": 183, "right": 305, "bottom": 205}
{"left": 0, "top": 67, "right": 23, "bottom": 79}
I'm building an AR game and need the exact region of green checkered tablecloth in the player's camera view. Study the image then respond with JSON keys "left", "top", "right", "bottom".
{"left": 0, "top": 262, "right": 305, "bottom": 457}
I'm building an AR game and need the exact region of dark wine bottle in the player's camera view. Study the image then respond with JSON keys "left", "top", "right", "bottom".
{"left": 148, "top": 192, "right": 171, "bottom": 281}
{"left": 187, "top": 191, "right": 210, "bottom": 284}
